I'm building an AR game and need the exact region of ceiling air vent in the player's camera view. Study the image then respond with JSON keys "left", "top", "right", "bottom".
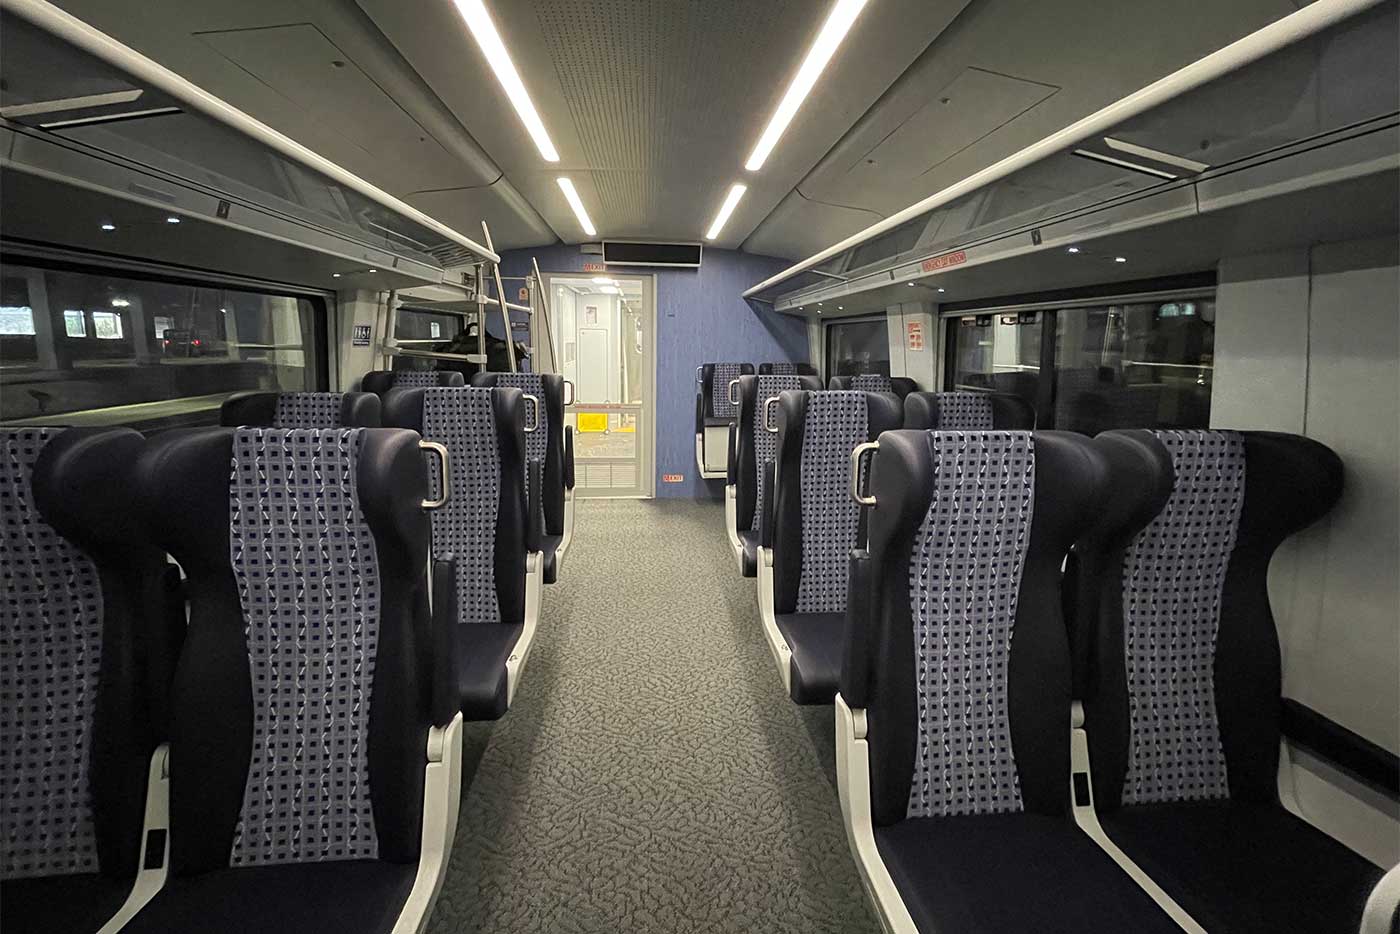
{"left": 602, "top": 240, "right": 703, "bottom": 268}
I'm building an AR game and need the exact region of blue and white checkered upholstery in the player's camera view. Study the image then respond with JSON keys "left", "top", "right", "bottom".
{"left": 766, "top": 362, "right": 797, "bottom": 375}
{"left": 227, "top": 428, "right": 381, "bottom": 865}
{"left": 751, "top": 375, "right": 801, "bottom": 532}
{"left": 423, "top": 387, "right": 501, "bottom": 624}
{"left": 711, "top": 363, "right": 743, "bottom": 419}
{"left": 493, "top": 373, "right": 547, "bottom": 467}
{"left": 1120, "top": 430, "right": 1244, "bottom": 804}
{"left": 1, "top": 428, "right": 104, "bottom": 879}
{"left": 272, "top": 392, "right": 345, "bottom": 429}
{"left": 852, "top": 374, "right": 893, "bottom": 394}
{"left": 907, "top": 431, "right": 1035, "bottom": 818}
{"left": 392, "top": 370, "right": 443, "bottom": 388}
{"left": 795, "top": 392, "right": 868, "bottom": 613}
{"left": 934, "top": 392, "right": 995, "bottom": 430}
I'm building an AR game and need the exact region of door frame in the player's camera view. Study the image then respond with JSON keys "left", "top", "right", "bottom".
{"left": 541, "top": 271, "right": 657, "bottom": 499}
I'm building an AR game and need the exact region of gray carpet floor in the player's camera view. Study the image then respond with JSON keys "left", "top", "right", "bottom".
{"left": 427, "top": 498, "right": 881, "bottom": 933}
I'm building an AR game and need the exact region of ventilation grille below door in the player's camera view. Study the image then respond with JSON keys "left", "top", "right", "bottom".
{"left": 578, "top": 463, "right": 637, "bottom": 491}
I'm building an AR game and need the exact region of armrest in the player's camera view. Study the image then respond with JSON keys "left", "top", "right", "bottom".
{"left": 564, "top": 426, "right": 575, "bottom": 490}
{"left": 759, "top": 460, "right": 776, "bottom": 549}
{"left": 430, "top": 555, "right": 460, "bottom": 727}
{"left": 840, "top": 549, "right": 872, "bottom": 709}
{"left": 146, "top": 563, "right": 187, "bottom": 741}
{"left": 726, "top": 423, "right": 738, "bottom": 485}
{"left": 695, "top": 391, "right": 704, "bottom": 434}
{"left": 526, "top": 458, "right": 544, "bottom": 554}
{"left": 1282, "top": 699, "right": 1399, "bottom": 799}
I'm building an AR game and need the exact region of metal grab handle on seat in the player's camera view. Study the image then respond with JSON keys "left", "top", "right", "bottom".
{"left": 763, "top": 396, "right": 781, "bottom": 433}
{"left": 850, "top": 441, "right": 879, "bottom": 506}
{"left": 695, "top": 365, "right": 704, "bottom": 385}
{"left": 419, "top": 440, "right": 450, "bottom": 510}
{"left": 563, "top": 380, "right": 575, "bottom": 406}
{"left": 523, "top": 394, "right": 540, "bottom": 433}
{"left": 727, "top": 379, "right": 740, "bottom": 406}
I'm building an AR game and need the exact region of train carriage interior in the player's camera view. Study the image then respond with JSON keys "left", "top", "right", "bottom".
{"left": 1, "top": 0, "right": 1398, "bottom": 931}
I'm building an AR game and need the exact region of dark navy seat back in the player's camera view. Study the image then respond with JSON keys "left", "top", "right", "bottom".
{"left": 850, "top": 430, "right": 1105, "bottom": 827}
{"left": 134, "top": 426, "right": 433, "bottom": 875}
{"left": 220, "top": 391, "right": 381, "bottom": 429}
{"left": 770, "top": 390, "right": 902, "bottom": 616}
{"left": 696, "top": 362, "right": 753, "bottom": 430}
{"left": 1082, "top": 430, "right": 1345, "bottom": 810}
{"left": 1, "top": 427, "right": 179, "bottom": 889}
{"left": 733, "top": 373, "right": 822, "bottom": 533}
{"left": 384, "top": 386, "right": 529, "bottom": 626}
{"left": 828, "top": 374, "right": 918, "bottom": 398}
{"left": 758, "top": 362, "right": 818, "bottom": 376}
{"left": 904, "top": 391, "right": 1035, "bottom": 430}
{"left": 362, "top": 370, "right": 465, "bottom": 396}
{"left": 471, "top": 372, "right": 564, "bottom": 536}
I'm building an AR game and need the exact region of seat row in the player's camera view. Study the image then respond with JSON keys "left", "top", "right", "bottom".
{"left": 718, "top": 382, "right": 1396, "bottom": 931}
{"left": 1, "top": 371, "right": 570, "bottom": 934}
{"left": 694, "top": 361, "right": 819, "bottom": 478}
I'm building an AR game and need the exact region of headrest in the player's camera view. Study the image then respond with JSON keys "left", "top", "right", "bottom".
{"left": 219, "top": 391, "right": 381, "bottom": 429}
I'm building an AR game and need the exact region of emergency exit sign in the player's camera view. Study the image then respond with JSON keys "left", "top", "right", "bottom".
{"left": 662, "top": 473, "right": 684, "bottom": 483}
{"left": 583, "top": 262, "right": 607, "bottom": 272}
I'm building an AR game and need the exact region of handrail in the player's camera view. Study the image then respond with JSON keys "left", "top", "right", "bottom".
{"left": 742, "top": 0, "right": 1383, "bottom": 299}
{"left": 2, "top": 0, "right": 499, "bottom": 266}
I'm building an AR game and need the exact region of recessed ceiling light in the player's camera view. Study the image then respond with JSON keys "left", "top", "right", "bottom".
{"left": 938, "top": 288, "right": 945, "bottom": 293}
{"left": 111, "top": 298, "right": 130, "bottom": 307}
{"left": 1114, "top": 256, "right": 1127, "bottom": 263}
{"left": 907, "top": 282, "right": 916, "bottom": 287}
{"left": 745, "top": 0, "right": 869, "bottom": 171}
{"left": 706, "top": 183, "right": 747, "bottom": 241}
{"left": 1067, "top": 246, "right": 1080, "bottom": 254}
{"left": 100, "top": 223, "right": 116, "bottom": 231}
{"left": 166, "top": 216, "right": 180, "bottom": 224}
{"left": 838, "top": 305, "right": 843, "bottom": 310}
{"left": 368, "top": 269, "right": 377, "bottom": 273}
{"left": 332, "top": 273, "right": 341, "bottom": 278}
{"left": 557, "top": 178, "right": 597, "bottom": 236}
{"left": 453, "top": 0, "right": 559, "bottom": 162}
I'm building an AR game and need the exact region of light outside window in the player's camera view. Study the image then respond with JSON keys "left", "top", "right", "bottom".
{"left": 0, "top": 306, "right": 36, "bottom": 335}
{"left": 91, "top": 310, "right": 124, "bottom": 339}
{"left": 63, "top": 310, "right": 87, "bottom": 337}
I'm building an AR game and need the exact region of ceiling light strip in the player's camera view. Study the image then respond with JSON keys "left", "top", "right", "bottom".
{"left": 706, "top": 184, "right": 748, "bottom": 240}
{"left": 743, "top": 0, "right": 1382, "bottom": 298}
{"left": 557, "top": 178, "right": 596, "bottom": 236}
{"left": 745, "top": 0, "right": 869, "bottom": 171}
{"left": 452, "top": 0, "right": 559, "bottom": 162}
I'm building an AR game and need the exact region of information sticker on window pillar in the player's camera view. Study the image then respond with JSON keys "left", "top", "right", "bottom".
{"left": 906, "top": 319, "right": 924, "bottom": 351}
{"left": 352, "top": 324, "right": 372, "bottom": 347}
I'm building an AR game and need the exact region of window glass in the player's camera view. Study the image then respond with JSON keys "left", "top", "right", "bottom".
{"left": 391, "top": 306, "right": 474, "bottom": 375}
{"left": 948, "top": 312, "right": 1041, "bottom": 410}
{"left": 0, "top": 261, "right": 324, "bottom": 430}
{"left": 827, "top": 317, "right": 890, "bottom": 379}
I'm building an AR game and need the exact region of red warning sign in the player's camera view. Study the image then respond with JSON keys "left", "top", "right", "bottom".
{"left": 906, "top": 320, "right": 924, "bottom": 352}
{"left": 583, "top": 262, "right": 607, "bottom": 272}
{"left": 662, "top": 473, "right": 685, "bottom": 483}
{"left": 920, "top": 250, "right": 967, "bottom": 273}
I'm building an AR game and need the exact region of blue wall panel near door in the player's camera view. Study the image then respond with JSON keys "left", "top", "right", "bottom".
{"left": 496, "top": 245, "right": 809, "bottom": 498}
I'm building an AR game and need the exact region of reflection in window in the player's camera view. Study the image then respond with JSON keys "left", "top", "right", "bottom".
{"left": 827, "top": 317, "right": 891, "bottom": 379}
{"left": 949, "top": 312, "right": 1041, "bottom": 411}
{"left": 0, "top": 306, "right": 36, "bottom": 335}
{"left": 0, "top": 260, "right": 324, "bottom": 429}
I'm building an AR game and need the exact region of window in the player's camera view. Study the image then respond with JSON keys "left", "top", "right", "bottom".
{"left": 0, "top": 259, "right": 326, "bottom": 429}
{"left": 391, "top": 306, "right": 473, "bottom": 374}
{"left": 826, "top": 316, "right": 890, "bottom": 379}
{"left": 943, "top": 290, "right": 1215, "bottom": 433}
{"left": 0, "top": 306, "right": 36, "bottom": 335}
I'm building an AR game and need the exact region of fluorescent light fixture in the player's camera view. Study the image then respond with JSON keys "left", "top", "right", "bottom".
{"left": 744, "top": 0, "right": 868, "bottom": 171}
{"left": 706, "top": 183, "right": 747, "bottom": 240}
{"left": 557, "top": 178, "right": 597, "bottom": 236}
{"left": 454, "top": 0, "right": 559, "bottom": 162}
{"left": 111, "top": 298, "right": 130, "bottom": 307}
{"left": 591, "top": 276, "right": 613, "bottom": 284}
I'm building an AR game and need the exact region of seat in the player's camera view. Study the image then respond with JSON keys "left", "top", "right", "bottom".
{"left": 1077, "top": 429, "right": 1386, "bottom": 934}
{"left": 903, "top": 390, "right": 1035, "bottom": 429}
{"left": 757, "top": 362, "right": 818, "bottom": 376}
{"left": 124, "top": 425, "right": 463, "bottom": 934}
{"left": 757, "top": 389, "right": 902, "bottom": 703}
{"left": 471, "top": 371, "right": 572, "bottom": 583}
{"left": 1, "top": 428, "right": 183, "bottom": 934}
{"left": 835, "top": 428, "right": 1184, "bottom": 933}
{"left": 726, "top": 373, "right": 823, "bottom": 577}
{"left": 384, "top": 385, "right": 543, "bottom": 721}
{"left": 219, "top": 390, "right": 381, "bottom": 428}
{"left": 695, "top": 362, "right": 753, "bottom": 478}
{"left": 827, "top": 374, "right": 918, "bottom": 398}
{"left": 361, "top": 369, "right": 465, "bottom": 396}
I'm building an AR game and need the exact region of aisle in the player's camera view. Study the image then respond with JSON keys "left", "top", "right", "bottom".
{"left": 427, "top": 499, "right": 880, "bottom": 934}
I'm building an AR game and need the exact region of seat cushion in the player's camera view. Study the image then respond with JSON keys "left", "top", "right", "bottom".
{"left": 774, "top": 612, "right": 845, "bottom": 704}
{"left": 457, "top": 623, "right": 525, "bottom": 721}
{"left": 119, "top": 861, "right": 416, "bottom": 934}
{"left": 874, "top": 813, "right": 1186, "bottom": 934}
{"left": 541, "top": 532, "right": 562, "bottom": 585}
{"left": 2, "top": 873, "right": 133, "bottom": 934}
{"left": 738, "top": 529, "right": 759, "bottom": 578}
{"left": 1103, "top": 801, "right": 1383, "bottom": 934}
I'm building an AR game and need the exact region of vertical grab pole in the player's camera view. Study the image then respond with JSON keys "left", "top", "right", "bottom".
{"left": 474, "top": 264, "right": 487, "bottom": 375}
{"left": 481, "top": 221, "right": 516, "bottom": 372}
{"left": 532, "top": 256, "right": 558, "bottom": 375}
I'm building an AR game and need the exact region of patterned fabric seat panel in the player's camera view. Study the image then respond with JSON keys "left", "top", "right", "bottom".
{"left": 767, "top": 363, "right": 797, "bottom": 375}
{"left": 710, "top": 363, "right": 743, "bottom": 420}
{"left": 934, "top": 392, "right": 995, "bottom": 430}
{"left": 423, "top": 388, "right": 502, "bottom": 625}
{"left": 392, "top": 371, "right": 443, "bottom": 388}
{"left": 751, "top": 376, "right": 802, "bottom": 532}
{"left": 795, "top": 392, "right": 869, "bottom": 614}
{"left": 272, "top": 393, "right": 345, "bottom": 429}
{"left": 852, "top": 374, "right": 894, "bottom": 394}
{"left": 1, "top": 428, "right": 104, "bottom": 880}
{"left": 1120, "top": 430, "right": 1245, "bottom": 805}
{"left": 227, "top": 428, "right": 381, "bottom": 866}
{"left": 906, "top": 431, "right": 1035, "bottom": 819}
{"left": 492, "top": 373, "right": 548, "bottom": 466}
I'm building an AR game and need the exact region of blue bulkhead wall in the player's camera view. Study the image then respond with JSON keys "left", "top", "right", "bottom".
{"left": 495, "top": 244, "right": 810, "bottom": 499}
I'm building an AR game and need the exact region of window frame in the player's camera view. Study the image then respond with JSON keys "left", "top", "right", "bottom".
{"left": 824, "top": 312, "right": 892, "bottom": 382}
